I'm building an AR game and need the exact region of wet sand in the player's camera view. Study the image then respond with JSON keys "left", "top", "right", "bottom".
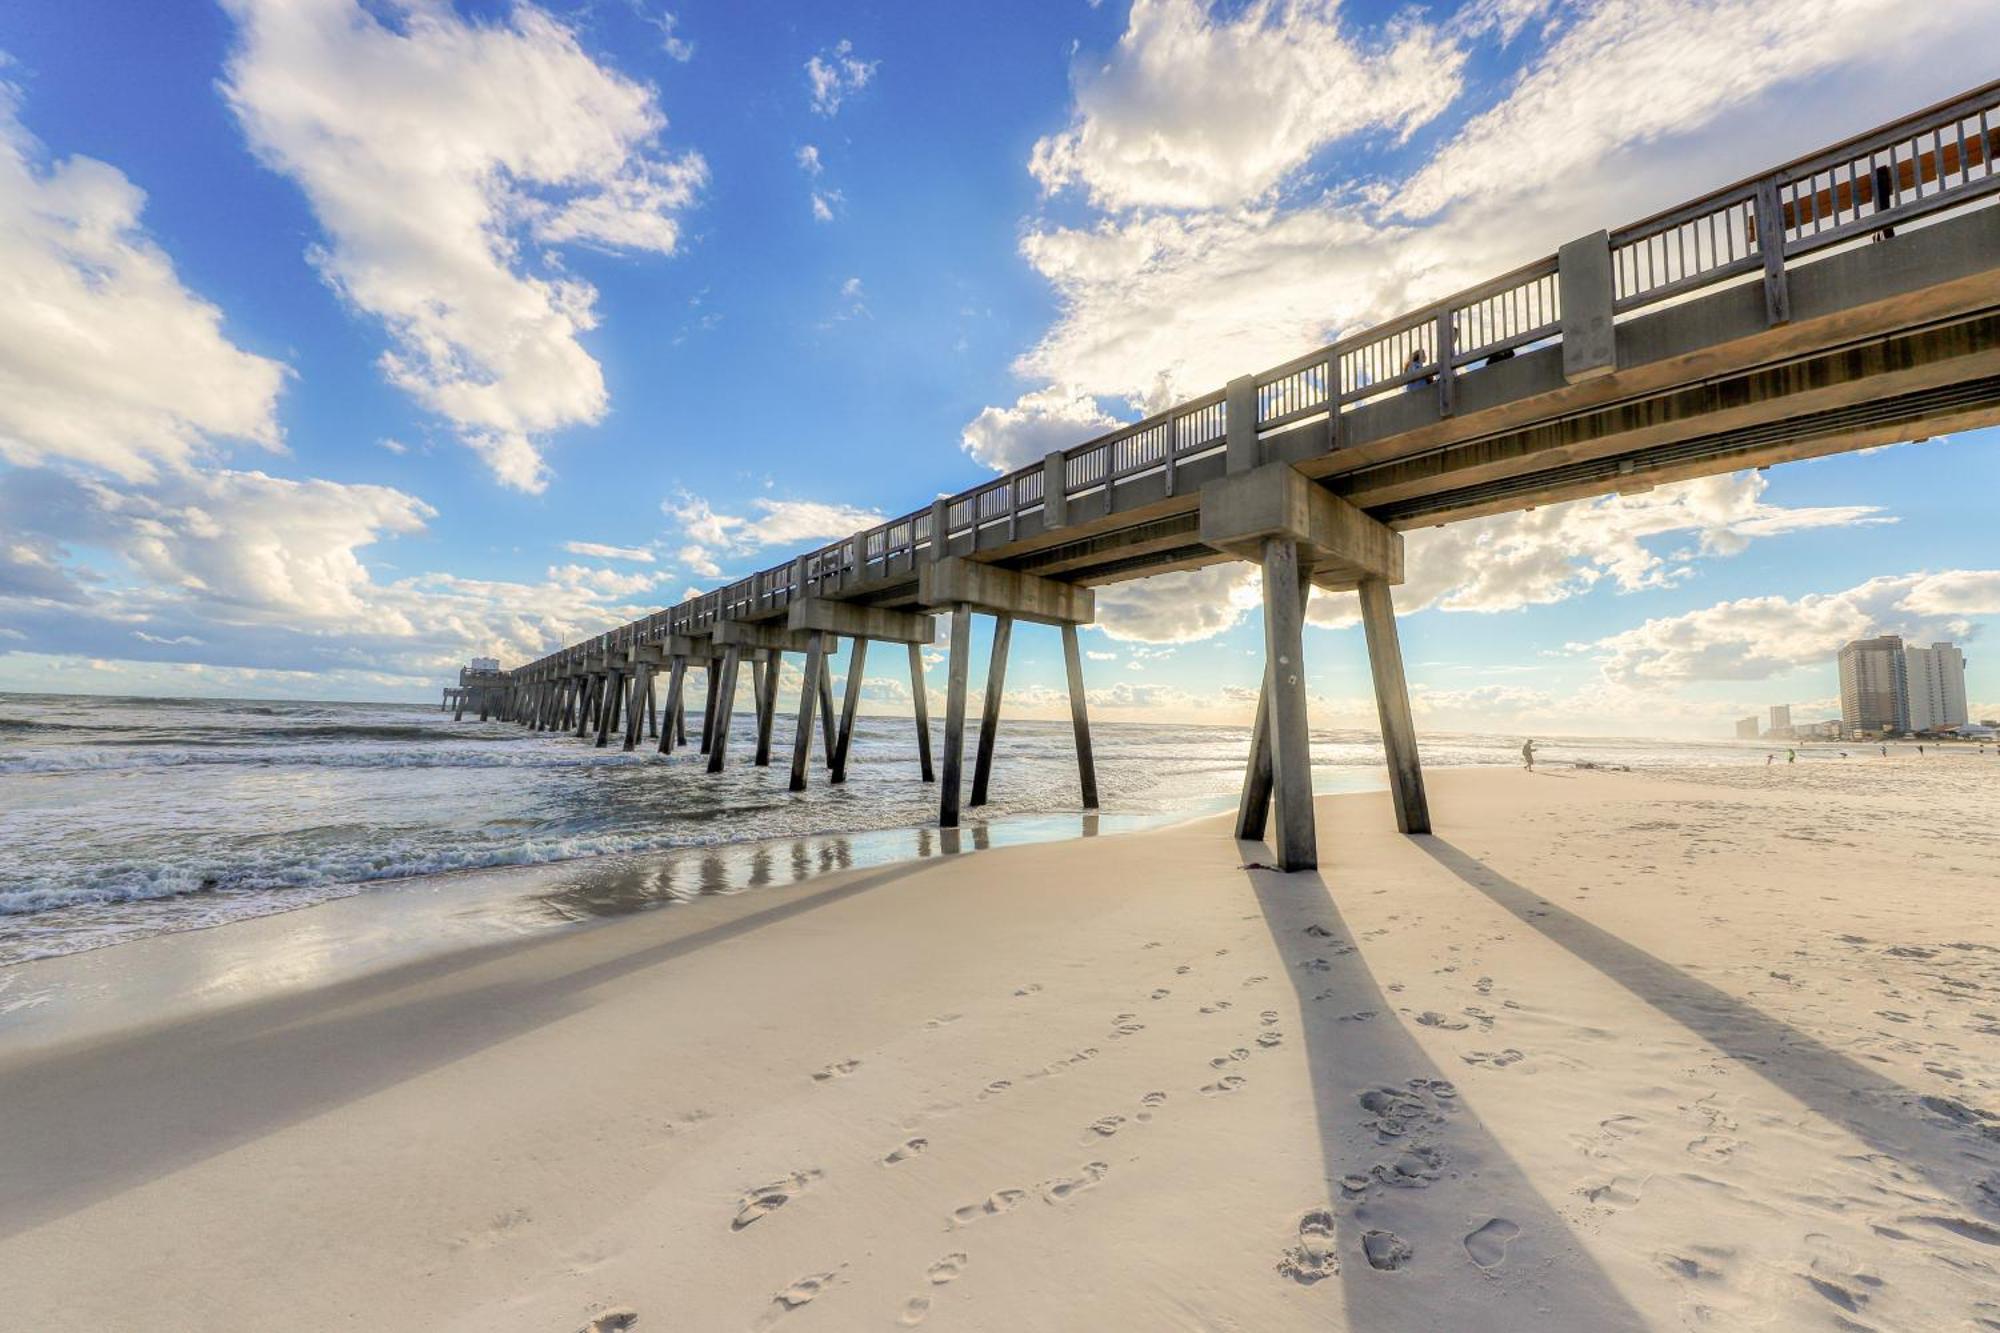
{"left": 1, "top": 761, "right": 1996, "bottom": 1330}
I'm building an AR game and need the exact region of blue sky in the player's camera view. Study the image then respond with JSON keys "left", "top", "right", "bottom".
{"left": 0, "top": 0, "right": 1995, "bottom": 735}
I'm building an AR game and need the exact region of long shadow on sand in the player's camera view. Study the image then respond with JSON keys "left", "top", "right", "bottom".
{"left": 0, "top": 856, "right": 938, "bottom": 1242}
{"left": 1418, "top": 838, "right": 2000, "bottom": 1221}
{"left": 1242, "top": 850, "right": 1649, "bottom": 1331}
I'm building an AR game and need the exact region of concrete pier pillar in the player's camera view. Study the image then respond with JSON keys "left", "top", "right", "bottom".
{"left": 1235, "top": 580, "right": 1310, "bottom": 841}
{"left": 817, "top": 653, "right": 837, "bottom": 767}
{"left": 789, "top": 632, "right": 827, "bottom": 793}
{"left": 645, "top": 673, "right": 658, "bottom": 740}
{"left": 1259, "top": 537, "right": 1317, "bottom": 871}
{"left": 658, "top": 657, "right": 687, "bottom": 756}
{"left": 699, "top": 660, "right": 718, "bottom": 755}
{"left": 1061, "top": 622, "right": 1099, "bottom": 809}
{"left": 622, "top": 663, "right": 652, "bottom": 751}
{"left": 708, "top": 647, "right": 741, "bottom": 773}
{"left": 574, "top": 676, "right": 595, "bottom": 739}
{"left": 969, "top": 614, "right": 1012, "bottom": 808}
{"left": 908, "top": 642, "right": 934, "bottom": 782}
{"left": 939, "top": 604, "right": 973, "bottom": 828}
{"left": 594, "top": 671, "right": 623, "bottom": 748}
{"left": 453, "top": 689, "right": 466, "bottom": 722}
{"left": 1358, "top": 577, "right": 1431, "bottom": 835}
{"left": 754, "top": 650, "right": 782, "bottom": 767}
{"left": 831, "top": 638, "right": 868, "bottom": 783}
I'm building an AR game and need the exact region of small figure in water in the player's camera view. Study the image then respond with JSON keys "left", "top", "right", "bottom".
{"left": 1766, "top": 753, "right": 1774, "bottom": 766}
{"left": 1881, "top": 744, "right": 1888, "bottom": 757}
{"left": 1917, "top": 743, "right": 1925, "bottom": 755}
{"left": 1787, "top": 748, "right": 1797, "bottom": 764}
{"left": 1521, "top": 738, "right": 1536, "bottom": 771}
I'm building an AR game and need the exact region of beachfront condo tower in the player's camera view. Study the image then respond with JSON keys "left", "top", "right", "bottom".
{"left": 1906, "top": 642, "right": 1970, "bottom": 731}
{"left": 1839, "top": 636, "right": 1910, "bottom": 735}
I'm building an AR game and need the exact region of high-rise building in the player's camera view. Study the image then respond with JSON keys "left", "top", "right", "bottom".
{"left": 1839, "top": 635, "right": 1909, "bottom": 735}
{"left": 1734, "top": 715, "right": 1760, "bottom": 740}
{"left": 1766, "top": 704, "right": 1793, "bottom": 738}
{"left": 1906, "top": 642, "right": 1969, "bottom": 731}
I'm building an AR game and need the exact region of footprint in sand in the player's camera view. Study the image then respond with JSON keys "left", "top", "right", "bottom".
{"left": 884, "top": 1138, "right": 929, "bottom": 1166}
{"left": 1199, "top": 999, "right": 1234, "bottom": 1014}
{"left": 1464, "top": 1218, "right": 1521, "bottom": 1269}
{"left": 1338, "top": 1009, "right": 1378, "bottom": 1022}
{"left": 928, "top": 1252, "right": 969, "bottom": 1284}
{"left": 1176, "top": 965, "right": 1193, "bottom": 975}
{"left": 1461, "top": 1048, "right": 1525, "bottom": 1068}
{"left": 753, "top": 1271, "right": 841, "bottom": 1329}
{"left": 1013, "top": 983, "right": 1043, "bottom": 996}
{"left": 811, "top": 1059, "right": 861, "bottom": 1082}
{"left": 1415, "top": 1010, "right": 1469, "bottom": 1031}
{"left": 732, "top": 1171, "right": 824, "bottom": 1230}
{"left": 952, "top": 1189, "right": 1027, "bottom": 1224}
{"left": 1582, "top": 1176, "right": 1645, "bottom": 1208}
{"left": 1276, "top": 1210, "right": 1339, "bottom": 1284}
{"left": 1362, "top": 1230, "right": 1414, "bottom": 1271}
{"left": 1087, "top": 1115, "right": 1126, "bottom": 1138}
{"left": 1243, "top": 975, "right": 1268, "bottom": 987}
{"left": 577, "top": 1309, "right": 639, "bottom": 1333}
{"left": 1201, "top": 1074, "right": 1248, "bottom": 1096}
{"left": 926, "top": 1014, "right": 963, "bottom": 1028}
{"left": 1304, "top": 924, "right": 1337, "bottom": 938}
{"left": 1257, "top": 1032, "right": 1283, "bottom": 1048}
{"left": 1137, "top": 1091, "right": 1167, "bottom": 1121}
{"left": 1259, "top": 1010, "right": 1281, "bottom": 1026}
{"left": 1041, "top": 1161, "right": 1109, "bottom": 1202}
{"left": 1150, "top": 988, "right": 1171, "bottom": 1000}
{"left": 1208, "top": 1048, "right": 1251, "bottom": 1068}
{"left": 979, "top": 1079, "right": 1012, "bottom": 1099}
{"left": 898, "top": 1296, "right": 932, "bottom": 1326}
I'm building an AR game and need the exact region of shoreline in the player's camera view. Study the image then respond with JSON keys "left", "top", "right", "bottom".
{"left": 2, "top": 761, "right": 1996, "bottom": 1330}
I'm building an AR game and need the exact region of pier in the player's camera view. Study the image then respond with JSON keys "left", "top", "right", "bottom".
{"left": 450, "top": 83, "right": 2000, "bottom": 870}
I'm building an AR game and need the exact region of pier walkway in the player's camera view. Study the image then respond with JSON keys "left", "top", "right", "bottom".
{"left": 450, "top": 83, "right": 2000, "bottom": 871}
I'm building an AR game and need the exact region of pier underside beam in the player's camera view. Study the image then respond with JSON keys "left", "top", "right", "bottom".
{"left": 918, "top": 558, "right": 1094, "bottom": 626}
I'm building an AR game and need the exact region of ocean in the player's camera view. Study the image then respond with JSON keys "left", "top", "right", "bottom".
{"left": 0, "top": 691, "right": 1833, "bottom": 965}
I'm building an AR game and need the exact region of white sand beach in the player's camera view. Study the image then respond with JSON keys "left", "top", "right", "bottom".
{"left": 2, "top": 759, "right": 1997, "bottom": 1331}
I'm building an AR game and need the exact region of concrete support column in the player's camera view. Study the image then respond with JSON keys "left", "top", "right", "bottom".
{"left": 645, "top": 673, "right": 658, "bottom": 739}
{"left": 968, "top": 615, "right": 1012, "bottom": 808}
{"left": 1061, "top": 623, "right": 1099, "bottom": 809}
{"left": 789, "top": 632, "right": 827, "bottom": 793}
{"left": 1259, "top": 537, "right": 1317, "bottom": 870}
{"left": 939, "top": 605, "right": 973, "bottom": 828}
{"left": 594, "top": 671, "right": 624, "bottom": 748}
{"left": 1235, "top": 579, "right": 1311, "bottom": 841}
{"left": 707, "top": 647, "right": 741, "bottom": 773}
{"left": 908, "top": 642, "right": 935, "bottom": 782}
{"left": 574, "top": 676, "right": 595, "bottom": 738}
{"left": 658, "top": 657, "right": 687, "bottom": 755}
{"left": 699, "top": 660, "right": 718, "bottom": 755}
{"left": 622, "top": 663, "right": 652, "bottom": 752}
{"left": 1358, "top": 578, "right": 1431, "bottom": 835}
{"left": 817, "top": 653, "right": 837, "bottom": 766}
{"left": 754, "top": 650, "right": 782, "bottom": 767}
{"left": 831, "top": 638, "right": 868, "bottom": 783}
{"left": 1225, "top": 374, "right": 1259, "bottom": 473}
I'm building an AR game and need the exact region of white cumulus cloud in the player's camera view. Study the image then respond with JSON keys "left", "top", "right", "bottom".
{"left": 222, "top": 0, "right": 707, "bottom": 493}
{"left": 0, "top": 81, "right": 286, "bottom": 480}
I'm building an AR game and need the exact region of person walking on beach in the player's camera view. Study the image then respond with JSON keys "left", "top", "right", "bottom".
{"left": 1787, "top": 748, "right": 1796, "bottom": 764}
{"left": 1521, "top": 738, "right": 1537, "bottom": 771}
{"left": 1766, "top": 753, "right": 1774, "bottom": 766}
{"left": 1881, "top": 744, "right": 1888, "bottom": 757}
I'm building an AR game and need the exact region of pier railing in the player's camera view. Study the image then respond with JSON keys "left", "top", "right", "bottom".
{"left": 514, "top": 79, "right": 2000, "bottom": 676}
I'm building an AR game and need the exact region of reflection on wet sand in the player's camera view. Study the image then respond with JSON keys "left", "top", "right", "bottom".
{"left": 524, "top": 809, "right": 1115, "bottom": 925}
